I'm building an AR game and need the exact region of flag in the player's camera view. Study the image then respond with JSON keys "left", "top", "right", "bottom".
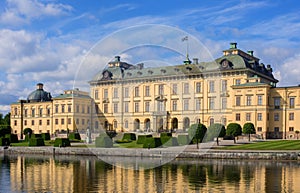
{"left": 182, "top": 36, "right": 188, "bottom": 41}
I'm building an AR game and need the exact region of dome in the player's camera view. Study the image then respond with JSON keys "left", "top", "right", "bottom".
{"left": 27, "top": 83, "right": 52, "bottom": 102}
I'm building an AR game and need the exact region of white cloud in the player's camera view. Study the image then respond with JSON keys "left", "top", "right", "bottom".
{"left": 277, "top": 54, "right": 300, "bottom": 86}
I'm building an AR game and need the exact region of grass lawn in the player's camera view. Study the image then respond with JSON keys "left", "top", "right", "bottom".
{"left": 221, "top": 140, "right": 300, "bottom": 150}
{"left": 114, "top": 141, "right": 144, "bottom": 148}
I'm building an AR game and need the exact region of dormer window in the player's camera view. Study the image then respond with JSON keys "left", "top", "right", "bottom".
{"left": 127, "top": 72, "right": 132, "bottom": 76}
{"left": 137, "top": 71, "right": 142, "bottom": 75}
{"left": 161, "top": 69, "right": 166, "bottom": 73}
{"left": 148, "top": 70, "right": 153, "bottom": 74}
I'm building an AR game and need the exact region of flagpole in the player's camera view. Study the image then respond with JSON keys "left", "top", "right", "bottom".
{"left": 182, "top": 36, "right": 191, "bottom": 64}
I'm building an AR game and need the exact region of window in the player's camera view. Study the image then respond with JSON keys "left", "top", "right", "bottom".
{"left": 113, "top": 120, "right": 117, "bottom": 129}
{"left": 124, "top": 120, "right": 128, "bottom": 128}
{"left": 104, "top": 104, "right": 108, "bottom": 113}
{"left": 61, "top": 105, "right": 65, "bottom": 113}
{"left": 246, "top": 96, "right": 252, "bottom": 106}
{"left": 172, "top": 100, "right": 177, "bottom": 111}
{"left": 257, "top": 127, "right": 262, "bottom": 132}
{"left": 61, "top": 118, "right": 64, "bottom": 125}
{"left": 289, "top": 127, "right": 294, "bottom": 132}
{"left": 274, "top": 127, "right": 279, "bottom": 132}
{"left": 47, "top": 120, "right": 50, "bottom": 125}
{"left": 257, "top": 113, "right": 262, "bottom": 121}
{"left": 24, "top": 120, "right": 27, "bottom": 126}
{"left": 134, "top": 87, "right": 139, "bottom": 97}
{"left": 82, "top": 119, "right": 85, "bottom": 125}
{"left": 246, "top": 113, "right": 251, "bottom": 121}
{"left": 209, "top": 81, "right": 215, "bottom": 93}
{"left": 236, "top": 113, "right": 241, "bottom": 121}
{"left": 87, "top": 106, "right": 90, "bottom": 114}
{"left": 236, "top": 96, "right": 241, "bottom": 106}
{"left": 157, "top": 101, "right": 165, "bottom": 111}
{"left": 39, "top": 120, "right": 42, "bottom": 125}
{"left": 31, "top": 120, "right": 35, "bottom": 126}
{"left": 195, "top": 82, "right": 201, "bottom": 93}
{"left": 222, "top": 117, "right": 227, "bottom": 126}
{"left": 274, "top": 97, "right": 281, "bottom": 109}
{"left": 14, "top": 120, "right": 17, "bottom": 126}
{"left": 221, "top": 80, "right": 227, "bottom": 92}
{"left": 24, "top": 109, "right": 28, "bottom": 117}
{"left": 55, "top": 119, "right": 58, "bottom": 125}
{"left": 113, "top": 88, "right": 118, "bottom": 98}
{"left": 195, "top": 99, "right": 201, "bottom": 111}
{"left": 183, "top": 83, "right": 189, "bottom": 94}
{"left": 76, "top": 105, "right": 79, "bottom": 113}
{"left": 134, "top": 102, "right": 139, "bottom": 112}
{"left": 235, "top": 79, "right": 241, "bottom": 85}
{"left": 221, "top": 98, "right": 227, "bottom": 109}
{"left": 209, "top": 98, "right": 214, "bottom": 109}
{"left": 39, "top": 108, "right": 43, "bottom": 117}
{"left": 274, "top": 113, "right": 279, "bottom": 121}
{"left": 103, "top": 89, "right": 108, "bottom": 99}
{"left": 172, "top": 84, "right": 178, "bottom": 95}
{"left": 257, "top": 95, "right": 263, "bottom": 105}
{"left": 95, "top": 90, "right": 99, "bottom": 99}
{"left": 68, "top": 118, "right": 71, "bottom": 125}
{"left": 145, "top": 102, "right": 150, "bottom": 112}
{"left": 209, "top": 118, "right": 214, "bottom": 126}
{"left": 113, "top": 103, "right": 118, "bottom": 113}
{"left": 95, "top": 121, "right": 99, "bottom": 129}
{"left": 145, "top": 86, "right": 150, "bottom": 97}
{"left": 183, "top": 99, "right": 189, "bottom": 110}
{"left": 55, "top": 105, "right": 59, "bottom": 113}
{"left": 14, "top": 108, "right": 17, "bottom": 116}
{"left": 31, "top": 108, "right": 35, "bottom": 117}
{"left": 82, "top": 105, "right": 85, "bottom": 113}
{"left": 290, "top": 97, "right": 295, "bottom": 108}
{"left": 289, "top": 112, "right": 294, "bottom": 120}
{"left": 124, "top": 87, "right": 129, "bottom": 98}
{"left": 76, "top": 119, "right": 79, "bottom": 125}
{"left": 158, "top": 84, "right": 164, "bottom": 95}
{"left": 124, "top": 102, "right": 129, "bottom": 113}
{"left": 68, "top": 104, "right": 71, "bottom": 113}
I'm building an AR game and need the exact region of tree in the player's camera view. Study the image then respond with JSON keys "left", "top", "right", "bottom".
{"left": 295, "top": 130, "right": 300, "bottom": 139}
{"left": 243, "top": 123, "right": 256, "bottom": 141}
{"left": 188, "top": 123, "right": 207, "bottom": 149}
{"left": 207, "top": 123, "right": 226, "bottom": 146}
{"left": 226, "top": 123, "right": 242, "bottom": 143}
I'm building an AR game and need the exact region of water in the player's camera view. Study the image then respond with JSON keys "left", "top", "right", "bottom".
{"left": 0, "top": 154, "right": 300, "bottom": 193}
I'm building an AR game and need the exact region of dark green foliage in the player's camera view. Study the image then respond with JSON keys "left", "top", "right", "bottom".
{"left": 136, "top": 135, "right": 152, "bottom": 144}
{"left": 206, "top": 123, "right": 226, "bottom": 145}
{"left": 0, "top": 113, "right": 10, "bottom": 126}
{"left": 162, "top": 137, "right": 179, "bottom": 147}
{"left": 0, "top": 126, "right": 11, "bottom": 137}
{"left": 32, "top": 134, "right": 42, "bottom": 139}
{"left": 115, "top": 139, "right": 132, "bottom": 143}
{"left": 106, "top": 130, "right": 117, "bottom": 139}
{"left": 54, "top": 138, "right": 71, "bottom": 147}
{"left": 160, "top": 136, "right": 172, "bottom": 144}
{"left": 68, "top": 132, "right": 81, "bottom": 140}
{"left": 188, "top": 123, "right": 207, "bottom": 149}
{"left": 5, "top": 134, "right": 19, "bottom": 143}
{"left": 243, "top": 123, "right": 256, "bottom": 141}
{"left": 0, "top": 137, "right": 10, "bottom": 146}
{"left": 95, "top": 135, "right": 113, "bottom": 148}
{"left": 41, "top": 133, "right": 51, "bottom": 140}
{"left": 177, "top": 135, "right": 190, "bottom": 145}
{"left": 23, "top": 128, "right": 33, "bottom": 135}
{"left": 29, "top": 138, "right": 45, "bottom": 146}
{"left": 142, "top": 137, "right": 162, "bottom": 148}
{"left": 122, "top": 133, "right": 136, "bottom": 141}
{"left": 226, "top": 123, "right": 242, "bottom": 143}
{"left": 160, "top": 132, "right": 172, "bottom": 138}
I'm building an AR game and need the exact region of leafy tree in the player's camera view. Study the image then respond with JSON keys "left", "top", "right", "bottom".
{"left": 243, "top": 123, "right": 256, "bottom": 141}
{"left": 188, "top": 123, "right": 207, "bottom": 149}
{"left": 295, "top": 130, "right": 300, "bottom": 140}
{"left": 0, "top": 126, "right": 11, "bottom": 137}
{"left": 226, "top": 123, "right": 242, "bottom": 143}
{"left": 207, "top": 123, "right": 226, "bottom": 146}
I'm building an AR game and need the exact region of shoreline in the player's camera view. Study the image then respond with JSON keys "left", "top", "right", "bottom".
{"left": 1, "top": 145, "right": 300, "bottom": 161}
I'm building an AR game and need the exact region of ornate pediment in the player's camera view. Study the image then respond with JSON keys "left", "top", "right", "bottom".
{"left": 101, "top": 70, "right": 112, "bottom": 80}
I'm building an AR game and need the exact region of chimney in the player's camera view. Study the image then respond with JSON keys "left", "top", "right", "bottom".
{"left": 230, "top": 42, "right": 237, "bottom": 49}
{"left": 247, "top": 51, "right": 254, "bottom": 56}
{"left": 115, "top": 56, "right": 120, "bottom": 62}
{"left": 37, "top": 83, "right": 44, "bottom": 90}
{"left": 193, "top": 58, "right": 199, "bottom": 64}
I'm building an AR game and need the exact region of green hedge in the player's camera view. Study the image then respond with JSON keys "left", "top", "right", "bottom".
{"left": 29, "top": 138, "right": 45, "bottom": 146}
{"left": 32, "top": 134, "right": 42, "bottom": 139}
{"left": 143, "top": 137, "right": 162, "bottom": 148}
{"left": 115, "top": 139, "right": 132, "bottom": 143}
{"left": 0, "top": 137, "right": 10, "bottom": 146}
{"left": 95, "top": 135, "right": 113, "bottom": 148}
{"left": 25, "top": 134, "right": 31, "bottom": 142}
{"left": 41, "top": 133, "right": 51, "bottom": 140}
{"left": 54, "top": 138, "right": 71, "bottom": 147}
{"left": 68, "top": 132, "right": 81, "bottom": 140}
{"left": 162, "top": 137, "right": 179, "bottom": 147}
{"left": 136, "top": 135, "right": 152, "bottom": 144}
{"left": 122, "top": 133, "right": 136, "bottom": 141}
{"left": 177, "top": 135, "right": 190, "bottom": 145}
{"left": 160, "top": 132, "right": 172, "bottom": 138}
{"left": 5, "top": 134, "right": 19, "bottom": 143}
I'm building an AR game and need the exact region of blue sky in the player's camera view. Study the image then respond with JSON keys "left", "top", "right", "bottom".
{"left": 1, "top": 0, "right": 300, "bottom": 115}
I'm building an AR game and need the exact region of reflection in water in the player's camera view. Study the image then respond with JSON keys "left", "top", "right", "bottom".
{"left": 1, "top": 154, "right": 300, "bottom": 192}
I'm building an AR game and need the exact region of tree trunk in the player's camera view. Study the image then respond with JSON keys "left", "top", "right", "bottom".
{"left": 196, "top": 138, "right": 199, "bottom": 149}
{"left": 217, "top": 137, "right": 219, "bottom": 146}
{"left": 233, "top": 136, "right": 236, "bottom": 144}
{"left": 248, "top": 134, "right": 251, "bottom": 141}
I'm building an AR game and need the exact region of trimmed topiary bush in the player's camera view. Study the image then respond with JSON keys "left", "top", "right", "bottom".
{"left": 115, "top": 139, "right": 132, "bottom": 143}
{"left": 5, "top": 134, "right": 19, "bottom": 143}
{"left": 137, "top": 135, "right": 152, "bottom": 144}
{"left": 162, "top": 137, "right": 179, "bottom": 147}
{"left": 160, "top": 132, "right": 172, "bottom": 138}
{"left": 95, "top": 135, "right": 113, "bottom": 148}
{"left": 68, "top": 132, "right": 81, "bottom": 141}
{"left": 41, "top": 133, "right": 51, "bottom": 140}
{"left": 122, "top": 133, "right": 136, "bottom": 141}
{"left": 32, "top": 134, "right": 42, "bottom": 139}
{"left": 177, "top": 135, "right": 190, "bottom": 145}
{"left": 29, "top": 138, "right": 45, "bottom": 146}
{"left": 143, "top": 137, "right": 162, "bottom": 148}
{"left": 54, "top": 138, "right": 71, "bottom": 147}
{"left": 0, "top": 137, "right": 10, "bottom": 146}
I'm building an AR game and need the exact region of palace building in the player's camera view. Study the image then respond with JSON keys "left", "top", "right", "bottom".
{"left": 11, "top": 43, "right": 300, "bottom": 139}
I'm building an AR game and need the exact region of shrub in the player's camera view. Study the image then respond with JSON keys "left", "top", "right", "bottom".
{"left": 143, "top": 137, "right": 162, "bottom": 148}
{"left": 5, "top": 134, "right": 19, "bottom": 143}
{"left": 162, "top": 137, "right": 179, "bottom": 147}
{"left": 95, "top": 135, "right": 113, "bottom": 148}
{"left": 122, "top": 133, "right": 136, "bottom": 141}
{"left": 106, "top": 130, "right": 117, "bottom": 139}
{"left": 136, "top": 135, "right": 152, "bottom": 144}
{"left": 0, "top": 137, "right": 10, "bottom": 146}
{"left": 32, "top": 134, "right": 42, "bottom": 139}
{"left": 41, "top": 133, "right": 51, "bottom": 140}
{"left": 68, "top": 132, "right": 81, "bottom": 140}
{"left": 177, "top": 135, "right": 190, "bottom": 145}
{"left": 29, "top": 138, "right": 45, "bottom": 146}
{"left": 115, "top": 139, "right": 132, "bottom": 143}
{"left": 160, "top": 132, "right": 172, "bottom": 138}
{"left": 54, "top": 138, "right": 71, "bottom": 147}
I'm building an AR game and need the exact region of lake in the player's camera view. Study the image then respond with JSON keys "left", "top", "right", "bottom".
{"left": 0, "top": 154, "right": 300, "bottom": 192}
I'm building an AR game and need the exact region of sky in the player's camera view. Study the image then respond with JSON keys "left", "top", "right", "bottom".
{"left": 1, "top": 0, "right": 300, "bottom": 115}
